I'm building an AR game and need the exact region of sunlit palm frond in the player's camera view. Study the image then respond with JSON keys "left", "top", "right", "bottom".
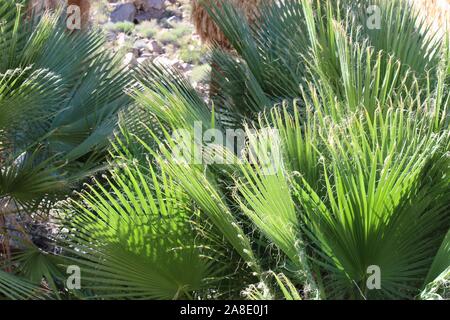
{"left": 293, "top": 104, "right": 449, "bottom": 299}
{"left": 59, "top": 156, "right": 217, "bottom": 299}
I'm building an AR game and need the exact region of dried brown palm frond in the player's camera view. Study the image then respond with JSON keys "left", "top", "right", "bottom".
{"left": 411, "top": 0, "right": 450, "bottom": 30}
{"left": 191, "top": 0, "right": 267, "bottom": 48}
{"left": 27, "top": 0, "right": 90, "bottom": 29}
{"left": 27, "top": 0, "right": 61, "bottom": 13}
{"left": 192, "top": 0, "right": 450, "bottom": 49}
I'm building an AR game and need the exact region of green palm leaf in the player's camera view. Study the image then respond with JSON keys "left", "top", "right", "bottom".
{"left": 59, "top": 156, "right": 217, "bottom": 299}
{"left": 0, "top": 269, "right": 48, "bottom": 299}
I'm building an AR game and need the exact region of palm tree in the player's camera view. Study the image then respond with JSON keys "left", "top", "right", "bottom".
{"left": 49, "top": 0, "right": 449, "bottom": 300}
{"left": 0, "top": 0, "right": 131, "bottom": 294}
{"left": 191, "top": 0, "right": 449, "bottom": 48}
{"left": 1, "top": 0, "right": 449, "bottom": 300}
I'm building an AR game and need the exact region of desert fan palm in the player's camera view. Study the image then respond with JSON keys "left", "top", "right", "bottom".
{"left": 0, "top": 0, "right": 449, "bottom": 300}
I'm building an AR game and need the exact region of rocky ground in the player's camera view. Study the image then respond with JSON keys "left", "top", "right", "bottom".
{"left": 90, "top": 0, "right": 211, "bottom": 97}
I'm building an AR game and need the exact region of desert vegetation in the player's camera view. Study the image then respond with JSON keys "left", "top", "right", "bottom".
{"left": 0, "top": 0, "right": 449, "bottom": 300}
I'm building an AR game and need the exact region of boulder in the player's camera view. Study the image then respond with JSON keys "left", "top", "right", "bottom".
{"left": 110, "top": 3, "right": 136, "bottom": 23}
{"left": 147, "top": 39, "right": 163, "bottom": 54}
{"left": 123, "top": 52, "right": 137, "bottom": 66}
{"left": 153, "top": 55, "right": 175, "bottom": 67}
{"left": 135, "top": 11, "right": 154, "bottom": 23}
{"left": 140, "top": 52, "right": 154, "bottom": 58}
{"left": 179, "top": 62, "right": 192, "bottom": 72}
{"left": 134, "top": 0, "right": 165, "bottom": 19}
{"left": 145, "top": 0, "right": 165, "bottom": 11}
{"left": 133, "top": 39, "right": 148, "bottom": 50}
{"left": 135, "top": 8, "right": 164, "bottom": 20}
{"left": 116, "top": 32, "right": 127, "bottom": 47}
{"left": 137, "top": 57, "right": 149, "bottom": 64}
{"left": 135, "top": 0, "right": 165, "bottom": 11}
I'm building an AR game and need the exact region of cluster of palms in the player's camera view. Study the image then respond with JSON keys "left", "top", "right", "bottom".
{"left": 0, "top": 0, "right": 449, "bottom": 300}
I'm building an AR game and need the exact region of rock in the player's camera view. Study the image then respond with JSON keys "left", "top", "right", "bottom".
{"left": 140, "top": 52, "right": 153, "bottom": 58}
{"left": 110, "top": 3, "right": 136, "bottom": 23}
{"left": 144, "top": 0, "right": 166, "bottom": 10}
{"left": 166, "top": 15, "right": 181, "bottom": 24}
{"left": 116, "top": 32, "right": 127, "bottom": 47}
{"left": 133, "top": 39, "right": 148, "bottom": 50}
{"left": 153, "top": 55, "right": 176, "bottom": 67}
{"left": 169, "top": 60, "right": 192, "bottom": 72}
{"left": 134, "top": 0, "right": 165, "bottom": 19}
{"left": 163, "top": 58, "right": 192, "bottom": 72}
{"left": 106, "top": 31, "right": 117, "bottom": 42}
{"left": 123, "top": 52, "right": 137, "bottom": 66}
{"left": 171, "top": 60, "right": 183, "bottom": 69}
{"left": 135, "top": 11, "right": 154, "bottom": 23}
{"left": 147, "top": 39, "right": 163, "bottom": 54}
{"left": 170, "top": 7, "right": 184, "bottom": 19}
{"left": 132, "top": 47, "right": 140, "bottom": 57}
{"left": 139, "top": 8, "right": 164, "bottom": 20}
{"left": 0, "top": 201, "right": 58, "bottom": 252}
{"left": 134, "top": 0, "right": 165, "bottom": 12}
{"left": 180, "top": 62, "right": 192, "bottom": 72}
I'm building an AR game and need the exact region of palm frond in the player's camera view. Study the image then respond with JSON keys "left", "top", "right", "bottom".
{"left": 293, "top": 104, "right": 449, "bottom": 299}
{"left": 0, "top": 269, "right": 48, "bottom": 299}
{"left": 59, "top": 156, "right": 217, "bottom": 299}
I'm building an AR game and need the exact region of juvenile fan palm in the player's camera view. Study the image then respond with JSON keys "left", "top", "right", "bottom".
{"left": 0, "top": 0, "right": 132, "bottom": 212}
{"left": 57, "top": 140, "right": 218, "bottom": 300}
{"left": 202, "top": 0, "right": 444, "bottom": 126}
{"left": 126, "top": 54, "right": 448, "bottom": 300}
{"left": 2, "top": 0, "right": 448, "bottom": 300}
{"left": 0, "top": 0, "right": 132, "bottom": 297}
{"left": 105, "top": 0, "right": 449, "bottom": 298}
{"left": 121, "top": 0, "right": 449, "bottom": 297}
{"left": 191, "top": 0, "right": 267, "bottom": 48}
{"left": 292, "top": 107, "right": 449, "bottom": 299}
